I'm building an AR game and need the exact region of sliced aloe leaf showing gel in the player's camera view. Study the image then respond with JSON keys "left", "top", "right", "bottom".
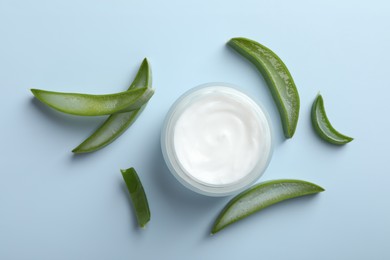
{"left": 228, "top": 37, "right": 300, "bottom": 138}
{"left": 211, "top": 179, "right": 324, "bottom": 234}
{"left": 121, "top": 167, "right": 150, "bottom": 228}
{"left": 72, "top": 58, "right": 152, "bottom": 153}
{"left": 311, "top": 94, "right": 353, "bottom": 145}
{"left": 31, "top": 87, "right": 154, "bottom": 116}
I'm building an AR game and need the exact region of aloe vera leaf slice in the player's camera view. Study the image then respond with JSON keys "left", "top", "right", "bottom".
{"left": 211, "top": 179, "right": 324, "bottom": 234}
{"left": 228, "top": 37, "right": 300, "bottom": 138}
{"left": 311, "top": 94, "right": 353, "bottom": 145}
{"left": 121, "top": 167, "right": 151, "bottom": 228}
{"left": 31, "top": 87, "right": 154, "bottom": 116}
{"left": 72, "top": 58, "right": 152, "bottom": 153}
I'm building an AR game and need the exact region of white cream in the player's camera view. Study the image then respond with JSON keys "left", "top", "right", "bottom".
{"left": 173, "top": 86, "right": 271, "bottom": 185}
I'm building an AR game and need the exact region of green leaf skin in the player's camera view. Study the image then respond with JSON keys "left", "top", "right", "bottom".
{"left": 211, "top": 179, "right": 324, "bottom": 234}
{"left": 31, "top": 87, "right": 154, "bottom": 116}
{"left": 311, "top": 94, "right": 353, "bottom": 145}
{"left": 121, "top": 168, "right": 151, "bottom": 228}
{"left": 72, "top": 58, "right": 152, "bottom": 153}
{"left": 228, "top": 37, "right": 300, "bottom": 138}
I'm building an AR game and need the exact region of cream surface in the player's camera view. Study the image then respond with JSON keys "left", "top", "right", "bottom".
{"left": 173, "top": 87, "right": 268, "bottom": 185}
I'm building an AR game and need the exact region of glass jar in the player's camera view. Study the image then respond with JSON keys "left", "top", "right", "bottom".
{"left": 161, "top": 82, "right": 273, "bottom": 196}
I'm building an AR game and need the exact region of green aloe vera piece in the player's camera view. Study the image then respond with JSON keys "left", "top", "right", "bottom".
{"left": 72, "top": 58, "right": 152, "bottom": 153}
{"left": 31, "top": 87, "right": 154, "bottom": 116}
{"left": 228, "top": 37, "right": 300, "bottom": 138}
{"left": 311, "top": 94, "right": 353, "bottom": 145}
{"left": 211, "top": 179, "right": 324, "bottom": 234}
{"left": 121, "top": 167, "right": 150, "bottom": 228}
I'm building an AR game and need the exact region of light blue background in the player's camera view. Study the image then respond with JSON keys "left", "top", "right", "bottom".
{"left": 1, "top": 1, "right": 389, "bottom": 259}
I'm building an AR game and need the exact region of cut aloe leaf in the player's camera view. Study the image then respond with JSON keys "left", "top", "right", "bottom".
{"left": 121, "top": 167, "right": 150, "bottom": 228}
{"left": 211, "top": 179, "right": 324, "bottom": 234}
{"left": 311, "top": 94, "right": 353, "bottom": 145}
{"left": 72, "top": 58, "right": 152, "bottom": 153}
{"left": 31, "top": 87, "right": 154, "bottom": 116}
{"left": 228, "top": 37, "right": 300, "bottom": 138}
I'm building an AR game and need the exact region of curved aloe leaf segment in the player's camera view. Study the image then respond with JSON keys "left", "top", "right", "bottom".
{"left": 228, "top": 37, "right": 300, "bottom": 138}
{"left": 211, "top": 179, "right": 324, "bottom": 234}
{"left": 31, "top": 86, "right": 154, "bottom": 116}
{"left": 121, "top": 167, "right": 150, "bottom": 228}
{"left": 72, "top": 58, "right": 152, "bottom": 153}
{"left": 311, "top": 94, "right": 353, "bottom": 145}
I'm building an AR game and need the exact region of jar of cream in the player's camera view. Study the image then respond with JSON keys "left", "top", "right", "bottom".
{"left": 161, "top": 83, "right": 273, "bottom": 196}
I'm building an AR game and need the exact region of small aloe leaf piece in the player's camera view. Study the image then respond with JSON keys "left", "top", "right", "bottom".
{"left": 121, "top": 167, "right": 150, "bottom": 228}
{"left": 311, "top": 94, "right": 353, "bottom": 145}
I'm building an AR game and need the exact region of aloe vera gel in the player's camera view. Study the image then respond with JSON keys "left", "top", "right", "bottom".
{"left": 161, "top": 83, "right": 273, "bottom": 196}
